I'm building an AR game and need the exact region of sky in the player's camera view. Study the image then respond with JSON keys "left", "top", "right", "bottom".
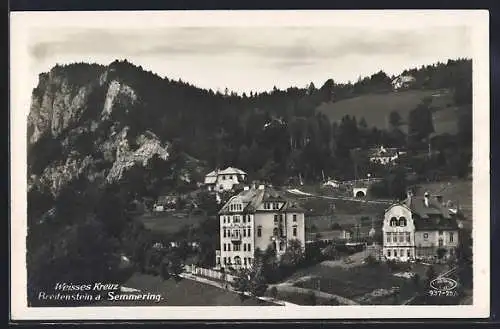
{"left": 28, "top": 25, "right": 472, "bottom": 94}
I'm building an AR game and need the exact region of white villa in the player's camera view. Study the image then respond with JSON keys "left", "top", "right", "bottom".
{"left": 204, "top": 167, "right": 247, "bottom": 192}
{"left": 216, "top": 184, "right": 306, "bottom": 270}
{"left": 382, "top": 190, "right": 460, "bottom": 262}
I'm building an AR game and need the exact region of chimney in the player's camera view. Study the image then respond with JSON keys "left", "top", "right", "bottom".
{"left": 424, "top": 192, "right": 430, "bottom": 207}
{"left": 258, "top": 184, "right": 265, "bottom": 190}
{"left": 405, "top": 189, "right": 413, "bottom": 206}
{"left": 243, "top": 186, "right": 249, "bottom": 191}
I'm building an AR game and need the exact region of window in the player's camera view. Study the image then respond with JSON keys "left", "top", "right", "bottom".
{"left": 438, "top": 239, "right": 443, "bottom": 247}
{"left": 223, "top": 217, "right": 226, "bottom": 224}
{"left": 274, "top": 215, "right": 278, "bottom": 223}
{"left": 386, "top": 232, "right": 391, "bottom": 243}
{"left": 244, "top": 244, "right": 247, "bottom": 251}
{"left": 235, "top": 256, "right": 241, "bottom": 265}
{"left": 293, "top": 226, "right": 297, "bottom": 237}
{"left": 249, "top": 258, "right": 253, "bottom": 265}
{"left": 223, "top": 229, "right": 227, "bottom": 238}
{"left": 293, "top": 214, "right": 297, "bottom": 222}
{"left": 227, "top": 244, "right": 231, "bottom": 251}
{"left": 280, "top": 214, "right": 283, "bottom": 222}
{"left": 449, "top": 232, "right": 454, "bottom": 243}
{"left": 279, "top": 242, "right": 284, "bottom": 251}
{"left": 243, "top": 216, "right": 246, "bottom": 223}
{"left": 257, "top": 226, "right": 262, "bottom": 237}
{"left": 247, "top": 215, "right": 251, "bottom": 223}
{"left": 400, "top": 249, "right": 403, "bottom": 256}
{"left": 399, "top": 232, "right": 404, "bottom": 242}
{"left": 243, "top": 229, "right": 246, "bottom": 237}
{"left": 406, "top": 232, "right": 411, "bottom": 243}
{"left": 387, "top": 250, "right": 391, "bottom": 257}
{"left": 273, "top": 228, "right": 279, "bottom": 236}
{"left": 233, "top": 216, "right": 239, "bottom": 223}
{"left": 423, "top": 233, "right": 429, "bottom": 240}
{"left": 390, "top": 217, "right": 398, "bottom": 227}
{"left": 247, "top": 228, "right": 251, "bottom": 236}
{"left": 399, "top": 217, "right": 407, "bottom": 226}
{"left": 244, "top": 258, "right": 247, "bottom": 266}
{"left": 394, "top": 249, "right": 398, "bottom": 257}
{"left": 247, "top": 244, "right": 251, "bottom": 252}
{"left": 223, "top": 257, "right": 227, "bottom": 265}
{"left": 407, "top": 249, "right": 411, "bottom": 258}
{"left": 234, "top": 243, "right": 240, "bottom": 251}
{"left": 223, "top": 244, "right": 227, "bottom": 251}
{"left": 392, "top": 234, "right": 397, "bottom": 243}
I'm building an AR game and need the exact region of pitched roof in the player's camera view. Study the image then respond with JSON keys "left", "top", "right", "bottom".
{"left": 218, "top": 185, "right": 304, "bottom": 214}
{"left": 367, "top": 146, "right": 400, "bottom": 158}
{"left": 218, "top": 167, "right": 247, "bottom": 175}
{"left": 389, "top": 195, "right": 459, "bottom": 231}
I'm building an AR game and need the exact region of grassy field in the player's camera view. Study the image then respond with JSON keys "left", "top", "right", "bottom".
{"left": 317, "top": 89, "right": 460, "bottom": 135}
{"left": 293, "top": 263, "right": 425, "bottom": 305}
{"left": 97, "top": 273, "right": 275, "bottom": 306}
{"left": 136, "top": 212, "right": 207, "bottom": 235}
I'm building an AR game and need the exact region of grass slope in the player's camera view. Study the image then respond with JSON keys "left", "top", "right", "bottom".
{"left": 136, "top": 212, "right": 206, "bottom": 235}
{"left": 317, "top": 89, "right": 460, "bottom": 135}
{"left": 98, "top": 273, "right": 274, "bottom": 306}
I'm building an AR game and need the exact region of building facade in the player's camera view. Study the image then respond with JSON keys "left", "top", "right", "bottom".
{"left": 382, "top": 191, "right": 460, "bottom": 262}
{"left": 204, "top": 167, "right": 247, "bottom": 192}
{"left": 368, "top": 146, "right": 401, "bottom": 165}
{"left": 216, "top": 185, "right": 306, "bottom": 270}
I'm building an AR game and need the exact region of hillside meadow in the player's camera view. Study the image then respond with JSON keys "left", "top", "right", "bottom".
{"left": 316, "top": 89, "right": 462, "bottom": 135}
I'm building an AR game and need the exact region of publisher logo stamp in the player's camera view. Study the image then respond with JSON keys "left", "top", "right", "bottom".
{"left": 428, "top": 277, "right": 459, "bottom": 297}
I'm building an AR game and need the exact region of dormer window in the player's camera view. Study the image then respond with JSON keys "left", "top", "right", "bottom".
{"left": 390, "top": 217, "right": 398, "bottom": 227}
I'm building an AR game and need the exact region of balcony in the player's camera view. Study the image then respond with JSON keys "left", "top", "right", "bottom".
{"left": 230, "top": 233, "right": 242, "bottom": 243}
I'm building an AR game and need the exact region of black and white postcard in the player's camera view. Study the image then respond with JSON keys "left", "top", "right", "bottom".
{"left": 10, "top": 9, "right": 490, "bottom": 320}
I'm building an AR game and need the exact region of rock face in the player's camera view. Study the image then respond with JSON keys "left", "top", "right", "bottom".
{"left": 106, "top": 129, "right": 169, "bottom": 183}
{"left": 27, "top": 62, "right": 170, "bottom": 196}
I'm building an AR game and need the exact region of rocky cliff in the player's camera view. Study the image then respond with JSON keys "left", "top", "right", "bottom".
{"left": 27, "top": 62, "right": 172, "bottom": 196}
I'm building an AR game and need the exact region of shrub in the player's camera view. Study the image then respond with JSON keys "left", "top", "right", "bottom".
{"left": 306, "top": 291, "right": 317, "bottom": 305}
{"left": 269, "top": 286, "right": 278, "bottom": 299}
{"left": 364, "top": 255, "right": 379, "bottom": 266}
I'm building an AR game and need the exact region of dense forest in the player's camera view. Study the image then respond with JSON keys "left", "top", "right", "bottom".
{"left": 26, "top": 58, "right": 472, "bottom": 305}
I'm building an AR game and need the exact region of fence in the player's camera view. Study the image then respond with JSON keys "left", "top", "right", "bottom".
{"left": 184, "top": 265, "right": 237, "bottom": 283}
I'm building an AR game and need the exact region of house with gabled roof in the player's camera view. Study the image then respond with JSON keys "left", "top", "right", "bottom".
{"left": 382, "top": 190, "right": 460, "bottom": 262}
{"left": 203, "top": 167, "right": 247, "bottom": 192}
{"left": 216, "top": 184, "right": 305, "bottom": 270}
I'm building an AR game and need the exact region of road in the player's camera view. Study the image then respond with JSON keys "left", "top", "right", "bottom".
{"left": 287, "top": 189, "right": 393, "bottom": 205}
